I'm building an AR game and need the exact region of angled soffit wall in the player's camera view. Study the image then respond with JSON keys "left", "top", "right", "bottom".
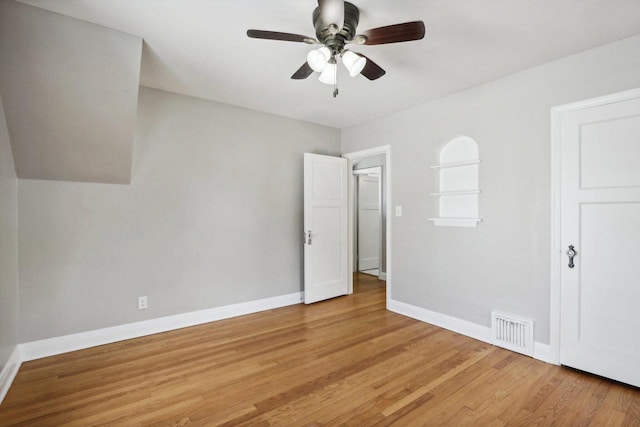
{"left": 0, "top": 1, "right": 142, "bottom": 184}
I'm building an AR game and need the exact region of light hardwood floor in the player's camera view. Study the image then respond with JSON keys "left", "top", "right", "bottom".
{"left": 1, "top": 273, "right": 639, "bottom": 426}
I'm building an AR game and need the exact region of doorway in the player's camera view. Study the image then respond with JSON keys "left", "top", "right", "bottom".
{"left": 353, "top": 167, "right": 382, "bottom": 277}
{"left": 343, "top": 146, "right": 391, "bottom": 304}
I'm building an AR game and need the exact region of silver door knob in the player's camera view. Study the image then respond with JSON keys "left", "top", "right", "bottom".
{"left": 566, "top": 245, "right": 577, "bottom": 269}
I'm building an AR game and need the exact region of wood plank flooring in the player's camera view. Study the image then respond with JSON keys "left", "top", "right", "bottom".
{"left": 1, "top": 273, "right": 639, "bottom": 426}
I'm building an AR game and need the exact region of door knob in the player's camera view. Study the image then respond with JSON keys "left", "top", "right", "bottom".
{"left": 566, "top": 245, "right": 577, "bottom": 269}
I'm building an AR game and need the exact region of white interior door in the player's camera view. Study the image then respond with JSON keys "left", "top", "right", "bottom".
{"left": 357, "top": 173, "right": 380, "bottom": 272}
{"left": 560, "top": 93, "right": 640, "bottom": 388}
{"left": 304, "top": 153, "right": 349, "bottom": 304}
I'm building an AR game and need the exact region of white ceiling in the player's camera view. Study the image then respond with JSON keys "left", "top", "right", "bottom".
{"left": 17, "top": 0, "right": 640, "bottom": 129}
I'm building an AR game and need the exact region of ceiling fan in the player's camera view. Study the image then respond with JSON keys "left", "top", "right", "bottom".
{"left": 247, "top": 0, "right": 425, "bottom": 97}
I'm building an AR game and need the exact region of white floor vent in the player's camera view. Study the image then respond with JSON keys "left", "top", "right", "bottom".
{"left": 491, "top": 311, "right": 534, "bottom": 357}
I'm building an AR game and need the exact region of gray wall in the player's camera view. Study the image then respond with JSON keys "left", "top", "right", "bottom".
{"left": 18, "top": 87, "right": 340, "bottom": 342}
{"left": 0, "top": 1, "right": 142, "bottom": 184}
{"left": 0, "top": 96, "right": 19, "bottom": 368}
{"left": 342, "top": 34, "right": 640, "bottom": 344}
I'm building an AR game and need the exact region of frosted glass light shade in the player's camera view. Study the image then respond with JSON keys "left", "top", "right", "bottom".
{"left": 342, "top": 51, "right": 366, "bottom": 77}
{"left": 318, "top": 62, "right": 337, "bottom": 85}
{"left": 319, "top": 0, "right": 344, "bottom": 33}
{"left": 307, "top": 47, "right": 331, "bottom": 72}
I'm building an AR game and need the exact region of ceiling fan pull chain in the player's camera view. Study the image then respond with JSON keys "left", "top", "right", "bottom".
{"left": 333, "top": 64, "right": 339, "bottom": 97}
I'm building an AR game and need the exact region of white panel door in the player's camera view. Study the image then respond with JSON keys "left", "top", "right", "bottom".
{"left": 304, "top": 153, "right": 349, "bottom": 304}
{"left": 358, "top": 175, "right": 380, "bottom": 271}
{"left": 560, "top": 94, "right": 640, "bottom": 388}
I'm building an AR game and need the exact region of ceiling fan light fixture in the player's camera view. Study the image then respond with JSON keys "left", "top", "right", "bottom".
{"left": 342, "top": 51, "right": 366, "bottom": 77}
{"left": 318, "top": 61, "right": 337, "bottom": 85}
{"left": 307, "top": 46, "right": 331, "bottom": 72}
{"left": 247, "top": 2, "right": 427, "bottom": 95}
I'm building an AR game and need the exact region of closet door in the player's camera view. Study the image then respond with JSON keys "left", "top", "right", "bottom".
{"left": 357, "top": 174, "right": 380, "bottom": 272}
{"left": 559, "top": 94, "right": 640, "bottom": 388}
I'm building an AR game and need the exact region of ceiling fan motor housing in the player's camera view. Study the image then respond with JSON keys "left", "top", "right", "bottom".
{"left": 312, "top": 2, "right": 360, "bottom": 55}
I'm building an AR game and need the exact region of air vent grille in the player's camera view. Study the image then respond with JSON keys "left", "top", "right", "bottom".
{"left": 491, "top": 311, "right": 534, "bottom": 357}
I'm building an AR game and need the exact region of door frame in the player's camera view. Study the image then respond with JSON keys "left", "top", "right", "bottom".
{"left": 549, "top": 87, "right": 640, "bottom": 366}
{"left": 343, "top": 145, "right": 391, "bottom": 307}
{"left": 353, "top": 166, "right": 382, "bottom": 273}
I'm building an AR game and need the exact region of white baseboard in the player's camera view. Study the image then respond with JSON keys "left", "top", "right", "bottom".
{"left": 388, "top": 298, "right": 553, "bottom": 364}
{"left": 533, "top": 342, "right": 557, "bottom": 364}
{"left": 0, "top": 346, "right": 22, "bottom": 405}
{"left": 379, "top": 272, "right": 387, "bottom": 281}
{"left": 388, "top": 299, "right": 492, "bottom": 344}
{"left": 20, "top": 292, "right": 303, "bottom": 362}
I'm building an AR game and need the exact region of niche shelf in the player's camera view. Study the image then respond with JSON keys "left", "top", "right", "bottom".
{"left": 429, "top": 159, "right": 480, "bottom": 170}
{"left": 430, "top": 190, "right": 481, "bottom": 197}
{"left": 429, "top": 136, "right": 481, "bottom": 227}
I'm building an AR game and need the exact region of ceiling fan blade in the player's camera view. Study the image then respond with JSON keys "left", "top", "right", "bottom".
{"left": 357, "top": 54, "right": 386, "bottom": 80}
{"left": 360, "top": 21, "right": 425, "bottom": 45}
{"left": 318, "top": 0, "right": 344, "bottom": 30}
{"left": 291, "top": 62, "right": 314, "bottom": 80}
{"left": 247, "top": 29, "right": 315, "bottom": 43}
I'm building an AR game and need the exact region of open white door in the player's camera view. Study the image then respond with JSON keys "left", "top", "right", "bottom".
{"left": 304, "top": 153, "right": 349, "bottom": 304}
{"left": 559, "top": 91, "right": 640, "bottom": 388}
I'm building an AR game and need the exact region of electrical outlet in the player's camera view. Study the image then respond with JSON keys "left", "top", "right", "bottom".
{"left": 138, "top": 296, "right": 148, "bottom": 310}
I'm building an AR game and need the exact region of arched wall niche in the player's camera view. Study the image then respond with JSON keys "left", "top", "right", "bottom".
{"left": 439, "top": 135, "right": 478, "bottom": 164}
{"left": 428, "top": 136, "right": 481, "bottom": 227}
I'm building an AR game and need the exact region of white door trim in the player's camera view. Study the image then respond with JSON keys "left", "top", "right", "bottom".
{"left": 342, "top": 145, "right": 391, "bottom": 307}
{"left": 353, "top": 167, "right": 381, "bottom": 176}
{"left": 549, "top": 87, "right": 640, "bottom": 366}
